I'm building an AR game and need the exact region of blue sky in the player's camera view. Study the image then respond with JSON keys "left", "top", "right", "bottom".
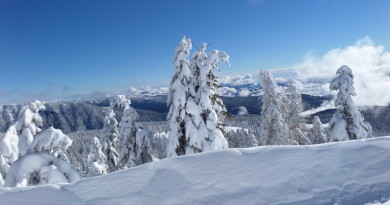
{"left": 0, "top": 0, "right": 389, "bottom": 104}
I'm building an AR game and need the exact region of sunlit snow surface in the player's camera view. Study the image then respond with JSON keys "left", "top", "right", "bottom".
{"left": 1, "top": 137, "right": 389, "bottom": 205}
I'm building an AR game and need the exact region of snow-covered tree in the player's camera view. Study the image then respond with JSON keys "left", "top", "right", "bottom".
{"left": 101, "top": 107, "right": 120, "bottom": 172}
{"left": 112, "top": 95, "right": 153, "bottom": 168}
{"left": 0, "top": 127, "right": 18, "bottom": 185}
{"left": 0, "top": 100, "right": 45, "bottom": 185}
{"left": 87, "top": 137, "right": 107, "bottom": 177}
{"left": 285, "top": 80, "right": 311, "bottom": 145}
{"left": 166, "top": 37, "right": 197, "bottom": 157}
{"left": 258, "top": 70, "right": 295, "bottom": 145}
{"left": 196, "top": 49, "right": 230, "bottom": 151}
{"left": 15, "top": 100, "right": 45, "bottom": 156}
{"left": 4, "top": 152, "right": 80, "bottom": 187}
{"left": 190, "top": 42, "right": 207, "bottom": 95}
{"left": 167, "top": 38, "right": 230, "bottom": 156}
{"left": 133, "top": 123, "right": 153, "bottom": 164}
{"left": 30, "top": 127, "right": 73, "bottom": 162}
{"left": 115, "top": 95, "right": 138, "bottom": 168}
{"left": 226, "top": 127, "right": 257, "bottom": 148}
{"left": 309, "top": 116, "right": 327, "bottom": 144}
{"left": 327, "top": 65, "right": 373, "bottom": 141}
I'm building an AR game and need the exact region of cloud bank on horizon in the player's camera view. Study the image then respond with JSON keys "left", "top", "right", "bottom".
{"left": 294, "top": 37, "right": 390, "bottom": 106}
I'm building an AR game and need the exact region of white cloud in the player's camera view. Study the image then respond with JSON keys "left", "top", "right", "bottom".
{"left": 239, "top": 88, "right": 251, "bottom": 97}
{"left": 220, "top": 74, "right": 256, "bottom": 86}
{"left": 238, "top": 106, "right": 249, "bottom": 115}
{"left": 295, "top": 36, "right": 390, "bottom": 106}
{"left": 300, "top": 100, "right": 335, "bottom": 117}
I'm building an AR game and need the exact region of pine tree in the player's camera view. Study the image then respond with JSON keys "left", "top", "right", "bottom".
{"left": 15, "top": 100, "right": 45, "bottom": 156}
{"left": 167, "top": 38, "right": 230, "bottom": 156}
{"left": 87, "top": 137, "right": 107, "bottom": 177}
{"left": 309, "top": 116, "right": 327, "bottom": 144}
{"left": 190, "top": 42, "right": 207, "bottom": 96}
{"left": 101, "top": 107, "right": 120, "bottom": 172}
{"left": 30, "top": 126, "right": 73, "bottom": 162}
{"left": 327, "top": 65, "right": 373, "bottom": 141}
{"left": 166, "top": 37, "right": 196, "bottom": 157}
{"left": 112, "top": 95, "right": 153, "bottom": 168}
{"left": 285, "top": 80, "right": 311, "bottom": 145}
{"left": 258, "top": 70, "right": 295, "bottom": 145}
{"left": 133, "top": 123, "right": 153, "bottom": 164}
{"left": 0, "top": 100, "right": 45, "bottom": 185}
{"left": 197, "top": 49, "right": 230, "bottom": 151}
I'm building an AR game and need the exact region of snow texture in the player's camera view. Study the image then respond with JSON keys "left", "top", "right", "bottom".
{"left": 0, "top": 137, "right": 389, "bottom": 204}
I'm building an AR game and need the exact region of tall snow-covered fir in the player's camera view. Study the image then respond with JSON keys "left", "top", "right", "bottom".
{"left": 114, "top": 95, "right": 138, "bottom": 168}
{"left": 190, "top": 42, "right": 207, "bottom": 96}
{"left": 113, "top": 95, "right": 153, "bottom": 168}
{"left": 166, "top": 37, "right": 196, "bottom": 157}
{"left": 196, "top": 49, "right": 230, "bottom": 151}
{"left": 87, "top": 137, "right": 107, "bottom": 177}
{"left": 285, "top": 80, "right": 311, "bottom": 145}
{"left": 309, "top": 116, "right": 327, "bottom": 144}
{"left": 258, "top": 71, "right": 294, "bottom": 145}
{"left": 327, "top": 65, "right": 373, "bottom": 141}
{"left": 101, "top": 107, "right": 120, "bottom": 172}
{"left": 167, "top": 38, "right": 230, "bottom": 157}
{"left": 15, "top": 100, "right": 45, "bottom": 156}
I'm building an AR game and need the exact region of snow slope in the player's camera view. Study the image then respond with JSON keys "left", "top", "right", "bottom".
{"left": 1, "top": 137, "right": 390, "bottom": 205}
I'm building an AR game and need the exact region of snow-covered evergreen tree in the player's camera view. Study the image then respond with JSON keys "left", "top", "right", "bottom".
{"left": 15, "top": 100, "right": 45, "bottom": 156}
{"left": 0, "top": 100, "right": 45, "bottom": 185}
{"left": 101, "top": 107, "right": 120, "bottom": 172}
{"left": 111, "top": 95, "right": 153, "bottom": 168}
{"left": 133, "top": 123, "right": 153, "bottom": 164}
{"left": 166, "top": 37, "right": 198, "bottom": 157}
{"left": 87, "top": 137, "right": 107, "bottom": 177}
{"left": 258, "top": 71, "right": 295, "bottom": 145}
{"left": 285, "top": 80, "right": 311, "bottom": 145}
{"left": 30, "top": 127, "right": 73, "bottom": 162}
{"left": 190, "top": 42, "right": 207, "bottom": 95}
{"left": 196, "top": 49, "right": 230, "bottom": 151}
{"left": 327, "top": 65, "right": 373, "bottom": 141}
{"left": 309, "top": 116, "right": 327, "bottom": 144}
{"left": 167, "top": 39, "right": 230, "bottom": 156}
{"left": 2, "top": 124, "right": 79, "bottom": 187}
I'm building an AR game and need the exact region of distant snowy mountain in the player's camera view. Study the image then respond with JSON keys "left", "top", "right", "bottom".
{"left": 120, "top": 73, "right": 331, "bottom": 98}
{"left": 217, "top": 73, "right": 331, "bottom": 97}
{"left": 1, "top": 137, "right": 389, "bottom": 205}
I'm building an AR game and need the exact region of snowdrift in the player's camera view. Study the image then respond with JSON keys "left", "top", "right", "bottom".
{"left": 1, "top": 137, "right": 390, "bottom": 205}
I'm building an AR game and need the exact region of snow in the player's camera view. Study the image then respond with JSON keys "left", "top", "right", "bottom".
{"left": 368, "top": 200, "right": 390, "bottom": 205}
{"left": 1, "top": 136, "right": 389, "bottom": 204}
{"left": 4, "top": 153, "right": 80, "bottom": 187}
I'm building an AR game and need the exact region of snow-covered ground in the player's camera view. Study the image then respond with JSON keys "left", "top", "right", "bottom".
{"left": 1, "top": 137, "right": 390, "bottom": 205}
